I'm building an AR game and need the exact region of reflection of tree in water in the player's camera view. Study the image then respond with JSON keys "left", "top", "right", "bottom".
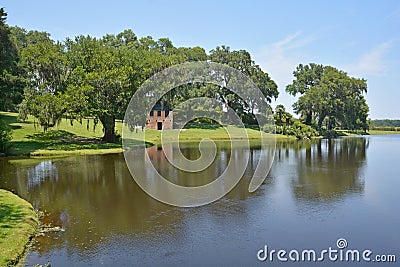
{"left": 26, "top": 161, "right": 58, "bottom": 189}
{"left": 0, "top": 144, "right": 274, "bottom": 257}
{"left": 3, "top": 138, "right": 360, "bottom": 258}
{"left": 286, "top": 138, "right": 368, "bottom": 202}
{"left": 149, "top": 141, "right": 274, "bottom": 200}
{"left": 227, "top": 147, "right": 275, "bottom": 200}
{"left": 9, "top": 154, "right": 185, "bottom": 256}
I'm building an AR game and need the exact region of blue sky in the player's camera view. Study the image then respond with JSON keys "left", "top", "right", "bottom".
{"left": 3, "top": 0, "right": 400, "bottom": 119}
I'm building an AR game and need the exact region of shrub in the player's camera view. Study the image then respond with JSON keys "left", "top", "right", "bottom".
{"left": 0, "top": 120, "right": 12, "bottom": 153}
{"left": 262, "top": 124, "right": 276, "bottom": 133}
{"left": 264, "top": 120, "right": 318, "bottom": 139}
{"left": 321, "top": 129, "right": 338, "bottom": 138}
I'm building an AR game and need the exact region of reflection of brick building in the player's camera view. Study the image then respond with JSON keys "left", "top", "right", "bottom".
{"left": 145, "top": 103, "right": 173, "bottom": 130}
{"left": 146, "top": 145, "right": 173, "bottom": 162}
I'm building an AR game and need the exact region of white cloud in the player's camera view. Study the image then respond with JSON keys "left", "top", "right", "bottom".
{"left": 255, "top": 31, "right": 314, "bottom": 89}
{"left": 254, "top": 31, "right": 314, "bottom": 114}
{"left": 345, "top": 42, "right": 392, "bottom": 77}
{"left": 273, "top": 31, "right": 302, "bottom": 50}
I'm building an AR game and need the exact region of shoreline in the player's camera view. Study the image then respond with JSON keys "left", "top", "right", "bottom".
{"left": 1, "top": 111, "right": 399, "bottom": 157}
{"left": 2, "top": 130, "right": 399, "bottom": 158}
{"left": 5, "top": 135, "right": 295, "bottom": 158}
{"left": 0, "top": 189, "right": 39, "bottom": 266}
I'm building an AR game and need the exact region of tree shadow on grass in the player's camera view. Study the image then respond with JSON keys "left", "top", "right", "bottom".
{"left": 0, "top": 113, "right": 18, "bottom": 124}
{"left": 0, "top": 112, "right": 34, "bottom": 125}
{"left": 0, "top": 113, "right": 122, "bottom": 155}
{"left": 11, "top": 130, "right": 121, "bottom": 155}
{"left": 9, "top": 124, "right": 22, "bottom": 130}
{"left": 26, "top": 130, "right": 76, "bottom": 141}
{"left": 0, "top": 203, "right": 23, "bottom": 239}
{"left": 9, "top": 141, "right": 45, "bottom": 155}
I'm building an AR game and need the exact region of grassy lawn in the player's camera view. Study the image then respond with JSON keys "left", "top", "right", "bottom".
{"left": 0, "top": 189, "right": 38, "bottom": 266}
{"left": 368, "top": 129, "right": 400, "bottom": 135}
{"left": 1, "top": 111, "right": 294, "bottom": 156}
{"left": 130, "top": 125, "right": 291, "bottom": 145}
{"left": 337, "top": 129, "right": 400, "bottom": 136}
{"left": 1, "top": 112, "right": 123, "bottom": 156}
{"left": 4, "top": 111, "right": 397, "bottom": 157}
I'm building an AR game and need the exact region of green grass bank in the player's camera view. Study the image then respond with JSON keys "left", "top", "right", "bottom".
{"left": 2, "top": 111, "right": 398, "bottom": 157}
{"left": 1, "top": 111, "right": 123, "bottom": 156}
{"left": 1, "top": 111, "right": 293, "bottom": 156}
{"left": 0, "top": 189, "right": 39, "bottom": 266}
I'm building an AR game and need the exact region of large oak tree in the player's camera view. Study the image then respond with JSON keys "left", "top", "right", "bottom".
{"left": 0, "top": 8, "right": 24, "bottom": 111}
{"left": 286, "top": 63, "right": 369, "bottom": 131}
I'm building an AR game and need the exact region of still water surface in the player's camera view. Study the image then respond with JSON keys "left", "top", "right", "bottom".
{"left": 0, "top": 135, "right": 399, "bottom": 266}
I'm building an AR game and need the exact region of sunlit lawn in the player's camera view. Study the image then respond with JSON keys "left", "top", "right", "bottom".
{"left": 1, "top": 111, "right": 293, "bottom": 156}
{"left": 0, "top": 189, "right": 38, "bottom": 266}
{"left": 1, "top": 112, "right": 122, "bottom": 156}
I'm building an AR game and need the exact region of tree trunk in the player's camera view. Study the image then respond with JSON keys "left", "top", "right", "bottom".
{"left": 318, "top": 116, "right": 324, "bottom": 129}
{"left": 305, "top": 111, "right": 312, "bottom": 125}
{"left": 327, "top": 117, "right": 335, "bottom": 130}
{"left": 317, "top": 111, "right": 328, "bottom": 129}
{"left": 100, "top": 115, "right": 116, "bottom": 143}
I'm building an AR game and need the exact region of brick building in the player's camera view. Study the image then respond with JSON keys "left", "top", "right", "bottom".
{"left": 145, "top": 103, "right": 173, "bottom": 130}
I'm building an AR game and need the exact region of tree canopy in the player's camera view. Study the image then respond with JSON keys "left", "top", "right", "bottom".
{"left": 0, "top": 7, "right": 372, "bottom": 142}
{"left": 6, "top": 22, "right": 279, "bottom": 141}
{"left": 0, "top": 8, "right": 24, "bottom": 111}
{"left": 286, "top": 63, "right": 369, "bottom": 132}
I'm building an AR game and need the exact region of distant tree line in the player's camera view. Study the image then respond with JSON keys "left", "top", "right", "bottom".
{"left": 0, "top": 7, "right": 370, "bottom": 144}
{"left": 371, "top": 120, "right": 400, "bottom": 127}
{"left": 369, "top": 120, "right": 400, "bottom": 132}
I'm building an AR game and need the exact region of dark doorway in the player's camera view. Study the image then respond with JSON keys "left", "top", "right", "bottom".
{"left": 157, "top": 122, "right": 163, "bottom": 130}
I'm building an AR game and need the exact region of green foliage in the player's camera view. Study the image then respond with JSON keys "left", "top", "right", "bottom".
{"left": 0, "top": 119, "right": 12, "bottom": 152}
{"left": 286, "top": 63, "right": 369, "bottom": 132}
{"left": 63, "top": 33, "right": 186, "bottom": 142}
{"left": 0, "top": 8, "right": 378, "bottom": 145}
{"left": 3, "top": 6, "right": 279, "bottom": 141}
{"left": 320, "top": 129, "right": 339, "bottom": 138}
{"left": 262, "top": 124, "right": 276, "bottom": 134}
{"left": 0, "top": 8, "right": 24, "bottom": 111}
{"left": 208, "top": 45, "right": 278, "bottom": 124}
{"left": 178, "top": 46, "right": 207, "bottom": 61}
{"left": 16, "top": 30, "right": 67, "bottom": 130}
{"left": 273, "top": 121, "right": 318, "bottom": 140}
{"left": 20, "top": 93, "right": 65, "bottom": 131}
{"left": 20, "top": 35, "right": 67, "bottom": 94}
{"left": 183, "top": 121, "right": 221, "bottom": 129}
{"left": 264, "top": 105, "right": 318, "bottom": 139}
{"left": 371, "top": 119, "right": 400, "bottom": 127}
{"left": 274, "top": 104, "right": 293, "bottom": 127}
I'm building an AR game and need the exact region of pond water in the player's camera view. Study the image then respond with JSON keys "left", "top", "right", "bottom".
{"left": 0, "top": 135, "right": 399, "bottom": 266}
